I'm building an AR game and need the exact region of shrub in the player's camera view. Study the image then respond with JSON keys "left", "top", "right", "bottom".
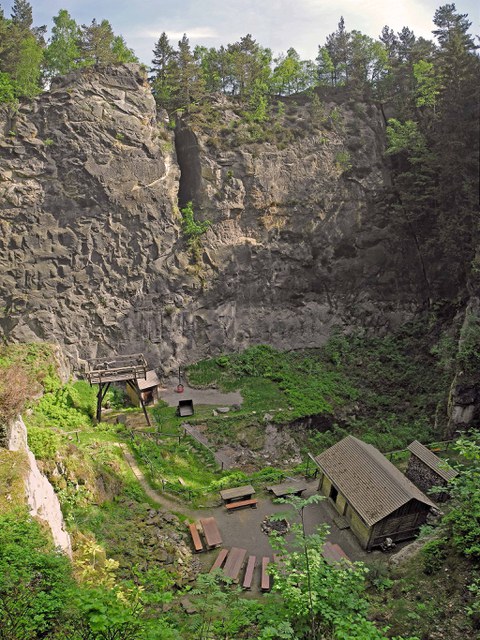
{"left": 421, "top": 538, "right": 448, "bottom": 574}
{"left": 0, "top": 364, "right": 30, "bottom": 425}
{"left": 27, "top": 426, "right": 61, "bottom": 459}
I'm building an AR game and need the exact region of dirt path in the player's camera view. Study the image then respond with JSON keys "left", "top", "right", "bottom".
{"left": 119, "top": 443, "right": 196, "bottom": 517}
{"left": 183, "top": 423, "right": 236, "bottom": 470}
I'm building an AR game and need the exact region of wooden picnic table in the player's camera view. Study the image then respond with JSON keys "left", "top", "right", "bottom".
{"left": 199, "top": 517, "right": 222, "bottom": 549}
{"left": 220, "top": 484, "right": 255, "bottom": 504}
{"left": 223, "top": 547, "right": 247, "bottom": 581}
{"left": 266, "top": 482, "right": 307, "bottom": 498}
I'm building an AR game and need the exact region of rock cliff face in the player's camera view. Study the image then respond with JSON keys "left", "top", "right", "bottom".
{"left": 0, "top": 64, "right": 430, "bottom": 372}
{"left": 8, "top": 416, "right": 72, "bottom": 555}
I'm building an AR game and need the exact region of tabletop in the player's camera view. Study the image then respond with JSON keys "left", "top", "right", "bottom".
{"left": 267, "top": 482, "right": 307, "bottom": 497}
{"left": 220, "top": 484, "right": 255, "bottom": 502}
{"left": 199, "top": 517, "right": 222, "bottom": 548}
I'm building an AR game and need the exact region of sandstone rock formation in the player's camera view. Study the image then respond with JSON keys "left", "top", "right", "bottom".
{"left": 8, "top": 416, "right": 72, "bottom": 556}
{"left": 0, "top": 64, "right": 431, "bottom": 373}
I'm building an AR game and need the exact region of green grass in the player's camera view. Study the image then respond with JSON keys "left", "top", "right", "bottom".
{"left": 187, "top": 344, "right": 357, "bottom": 420}
{"left": 187, "top": 321, "right": 450, "bottom": 455}
{"left": 0, "top": 450, "right": 29, "bottom": 513}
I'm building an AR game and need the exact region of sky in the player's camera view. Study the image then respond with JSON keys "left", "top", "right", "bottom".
{"left": 2, "top": 0, "right": 479, "bottom": 64}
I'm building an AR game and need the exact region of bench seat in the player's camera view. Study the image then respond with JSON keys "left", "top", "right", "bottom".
{"left": 261, "top": 556, "right": 271, "bottom": 591}
{"left": 188, "top": 523, "right": 203, "bottom": 553}
{"left": 242, "top": 555, "right": 256, "bottom": 589}
{"left": 225, "top": 498, "right": 258, "bottom": 511}
{"left": 210, "top": 548, "right": 229, "bottom": 573}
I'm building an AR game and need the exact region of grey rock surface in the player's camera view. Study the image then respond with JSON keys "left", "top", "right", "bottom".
{"left": 0, "top": 65, "right": 431, "bottom": 372}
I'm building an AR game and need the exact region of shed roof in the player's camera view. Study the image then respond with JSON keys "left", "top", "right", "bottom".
{"left": 314, "top": 436, "right": 436, "bottom": 527}
{"left": 407, "top": 440, "right": 458, "bottom": 482}
{"left": 138, "top": 370, "right": 161, "bottom": 391}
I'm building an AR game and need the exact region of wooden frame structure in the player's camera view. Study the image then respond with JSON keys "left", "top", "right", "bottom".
{"left": 85, "top": 353, "right": 151, "bottom": 426}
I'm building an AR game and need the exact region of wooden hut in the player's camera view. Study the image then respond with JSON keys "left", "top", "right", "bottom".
{"left": 314, "top": 436, "right": 436, "bottom": 550}
{"left": 406, "top": 440, "right": 458, "bottom": 502}
{"left": 126, "top": 370, "right": 161, "bottom": 407}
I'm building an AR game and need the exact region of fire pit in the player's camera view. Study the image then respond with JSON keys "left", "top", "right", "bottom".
{"left": 261, "top": 516, "right": 290, "bottom": 536}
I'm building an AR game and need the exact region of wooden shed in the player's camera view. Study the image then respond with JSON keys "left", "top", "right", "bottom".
{"left": 126, "top": 370, "right": 161, "bottom": 407}
{"left": 406, "top": 440, "right": 458, "bottom": 502}
{"left": 314, "top": 436, "right": 436, "bottom": 550}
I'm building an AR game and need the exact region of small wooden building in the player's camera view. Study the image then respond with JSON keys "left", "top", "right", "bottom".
{"left": 126, "top": 370, "right": 161, "bottom": 407}
{"left": 406, "top": 440, "right": 458, "bottom": 502}
{"left": 314, "top": 436, "right": 436, "bottom": 550}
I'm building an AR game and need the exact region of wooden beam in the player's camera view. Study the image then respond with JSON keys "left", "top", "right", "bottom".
{"left": 95, "top": 381, "right": 111, "bottom": 423}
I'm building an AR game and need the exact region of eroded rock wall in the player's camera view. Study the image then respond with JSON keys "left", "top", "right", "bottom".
{"left": 8, "top": 416, "right": 72, "bottom": 555}
{"left": 0, "top": 65, "right": 430, "bottom": 372}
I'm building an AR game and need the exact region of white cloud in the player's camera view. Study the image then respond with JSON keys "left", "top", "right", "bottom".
{"left": 137, "top": 26, "right": 219, "bottom": 40}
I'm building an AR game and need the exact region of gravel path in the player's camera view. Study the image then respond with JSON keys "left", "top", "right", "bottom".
{"left": 119, "top": 443, "right": 196, "bottom": 517}
{"left": 159, "top": 380, "right": 243, "bottom": 407}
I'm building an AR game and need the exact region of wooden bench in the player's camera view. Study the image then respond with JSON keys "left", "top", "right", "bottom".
{"left": 188, "top": 523, "right": 203, "bottom": 553}
{"left": 199, "top": 517, "right": 223, "bottom": 549}
{"left": 323, "top": 541, "right": 351, "bottom": 564}
{"left": 242, "top": 555, "right": 256, "bottom": 589}
{"left": 225, "top": 498, "right": 258, "bottom": 512}
{"left": 209, "top": 548, "right": 229, "bottom": 573}
{"left": 266, "top": 482, "right": 307, "bottom": 498}
{"left": 220, "top": 485, "right": 255, "bottom": 504}
{"left": 261, "top": 557, "right": 271, "bottom": 591}
{"left": 223, "top": 547, "right": 247, "bottom": 582}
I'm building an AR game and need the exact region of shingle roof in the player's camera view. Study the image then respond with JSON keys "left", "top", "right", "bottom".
{"left": 138, "top": 370, "right": 161, "bottom": 391}
{"left": 314, "top": 436, "right": 436, "bottom": 527}
{"left": 407, "top": 440, "right": 458, "bottom": 482}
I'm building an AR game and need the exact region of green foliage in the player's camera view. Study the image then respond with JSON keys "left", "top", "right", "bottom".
{"left": 180, "top": 201, "right": 211, "bottom": 262}
{"left": 266, "top": 495, "right": 411, "bottom": 640}
{"left": 335, "top": 149, "right": 352, "bottom": 171}
{"left": 0, "top": 71, "right": 16, "bottom": 103}
{"left": 386, "top": 119, "right": 426, "bottom": 158}
{"left": 443, "top": 432, "right": 480, "bottom": 559}
{"left": 420, "top": 537, "right": 448, "bottom": 574}
{"left": 413, "top": 59, "right": 439, "bottom": 108}
{"left": 457, "top": 312, "right": 480, "bottom": 374}
{"left": 27, "top": 425, "right": 61, "bottom": 459}
{"left": 27, "top": 380, "right": 96, "bottom": 431}
{"left": 180, "top": 201, "right": 211, "bottom": 243}
{"left": 0, "top": 511, "right": 73, "bottom": 639}
{"left": 189, "top": 344, "right": 356, "bottom": 420}
{"left": 43, "top": 9, "right": 81, "bottom": 78}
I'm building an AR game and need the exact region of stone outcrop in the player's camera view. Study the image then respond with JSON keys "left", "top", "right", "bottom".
{"left": 8, "top": 416, "right": 72, "bottom": 556}
{"left": 0, "top": 64, "right": 434, "bottom": 373}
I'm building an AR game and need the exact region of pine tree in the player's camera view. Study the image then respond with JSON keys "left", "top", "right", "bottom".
{"left": 325, "top": 17, "right": 351, "bottom": 85}
{"left": 170, "top": 34, "right": 204, "bottom": 110}
{"left": 10, "top": 0, "right": 32, "bottom": 31}
{"left": 150, "top": 32, "right": 176, "bottom": 107}
{"left": 79, "top": 19, "right": 116, "bottom": 65}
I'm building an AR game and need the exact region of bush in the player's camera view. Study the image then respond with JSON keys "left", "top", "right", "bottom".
{"left": 421, "top": 538, "right": 448, "bottom": 574}
{"left": 27, "top": 426, "right": 61, "bottom": 460}
{"left": 0, "top": 512, "right": 73, "bottom": 638}
{"left": 0, "top": 364, "right": 30, "bottom": 425}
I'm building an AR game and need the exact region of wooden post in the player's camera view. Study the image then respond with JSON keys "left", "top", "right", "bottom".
{"left": 96, "top": 383, "right": 103, "bottom": 422}
{"left": 95, "top": 381, "right": 111, "bottom": 423}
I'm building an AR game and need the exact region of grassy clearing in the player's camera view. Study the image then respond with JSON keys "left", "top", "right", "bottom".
{"left": 187, "top": 344, "right": 356, "bottom": 420}
{"left": 0, "top": 449, "right": 29, "bottom": 513}
{"left": 187, "top": 321, "right": 449, "bottom": 455}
